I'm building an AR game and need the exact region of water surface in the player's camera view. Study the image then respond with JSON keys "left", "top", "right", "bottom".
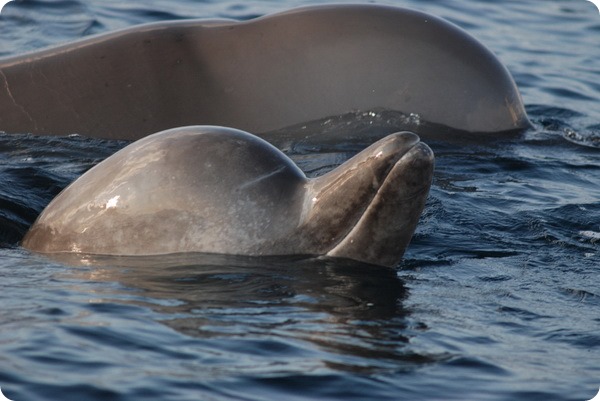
{"left": 0, "top": 1, "right": 599, "bottom": 400}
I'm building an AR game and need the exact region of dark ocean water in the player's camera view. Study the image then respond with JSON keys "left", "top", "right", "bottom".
{"left": 1, "top": 1, "right": 600, "bottom": 400}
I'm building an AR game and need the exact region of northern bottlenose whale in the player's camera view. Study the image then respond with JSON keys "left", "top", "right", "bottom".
{"left": 22, "top": 126, "right": 434, "bottom": 267}
{"left": 0, "top": 4, "right": 530, "bottom": 140}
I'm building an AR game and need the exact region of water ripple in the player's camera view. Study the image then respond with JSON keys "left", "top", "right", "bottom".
{"left": 1, "top": 1, "right": 600, "bottom": 401}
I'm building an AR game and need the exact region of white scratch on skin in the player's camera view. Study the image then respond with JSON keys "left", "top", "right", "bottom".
{"left": 0, "top": 68, "right": 38, "bottom": 130}
{"left": 375, "top": 151, "right": 383, "bottom": 158}
{"left": 239, "top": 166, "right": 286, "bottom": 190}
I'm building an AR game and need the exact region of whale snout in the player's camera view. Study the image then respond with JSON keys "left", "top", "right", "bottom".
{"left": 376, "top": 131, "right": 421, "bottom": 159}
{"left": 391, "top": 141, "right": 435, "bottom": 198}
{"left": 326, "top": 132, "right": 434, "bottom": 267}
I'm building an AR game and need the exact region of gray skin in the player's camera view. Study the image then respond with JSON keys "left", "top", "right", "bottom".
{"left": 0, "top": 4, "right": 530, "bottom": 140}
{"left": 22, "top": 126, "right": 434, "bottom": 267}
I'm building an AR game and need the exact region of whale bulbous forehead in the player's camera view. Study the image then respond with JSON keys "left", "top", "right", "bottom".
{"left": 131, "top": 126, "right": 307, "bottom": 185}
{"left": 22, "top": 126, "right": 308, "bottom": 255}
{"left": 39, "top": 126, "right": 307, "bottom": 219}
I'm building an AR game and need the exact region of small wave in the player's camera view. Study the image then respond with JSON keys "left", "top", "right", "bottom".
{"left": 564, "top": 128, "right": 600, "bottom": 148}
{"left": 579, "top": 230, "right": 600, "bottom": 242}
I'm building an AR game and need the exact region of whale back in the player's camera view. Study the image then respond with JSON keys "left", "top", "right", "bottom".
{"left": 0, "top": 5, "right": 529, "bottom": 139}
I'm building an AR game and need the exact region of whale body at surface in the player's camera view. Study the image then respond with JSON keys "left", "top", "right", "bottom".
{"left": 22, "top": 126, "right": 434, "bottom": 267}
{"left": 0, "top": 5, "right": 530, "bottom": 140}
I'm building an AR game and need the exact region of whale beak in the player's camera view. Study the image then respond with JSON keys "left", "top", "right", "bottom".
{"left": 323, "top": 132, "right": 434, "bottom": 267}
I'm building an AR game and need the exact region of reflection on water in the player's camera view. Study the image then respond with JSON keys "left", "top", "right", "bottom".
{"left": 52, "top": 253, "right": 437, "bottom": 374}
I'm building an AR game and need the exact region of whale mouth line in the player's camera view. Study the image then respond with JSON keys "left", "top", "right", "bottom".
{"left": 327, "top": 141, "right": 433, "bottom": 260}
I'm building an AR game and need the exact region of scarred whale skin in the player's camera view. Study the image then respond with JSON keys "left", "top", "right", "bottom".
{"left": 0, "top": 5, "right": 529, "bottom": 140}
{"left": 22, "top": 126, "right": 434, "bottom": 267}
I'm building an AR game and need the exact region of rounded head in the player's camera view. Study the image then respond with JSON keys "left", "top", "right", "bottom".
{"left": 22, "top": 126, "right": 307, "bottom": 254}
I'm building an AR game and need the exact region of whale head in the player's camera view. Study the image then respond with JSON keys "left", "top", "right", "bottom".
{"left": 22, "top": 127, "right": 433, "bottom": 267}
